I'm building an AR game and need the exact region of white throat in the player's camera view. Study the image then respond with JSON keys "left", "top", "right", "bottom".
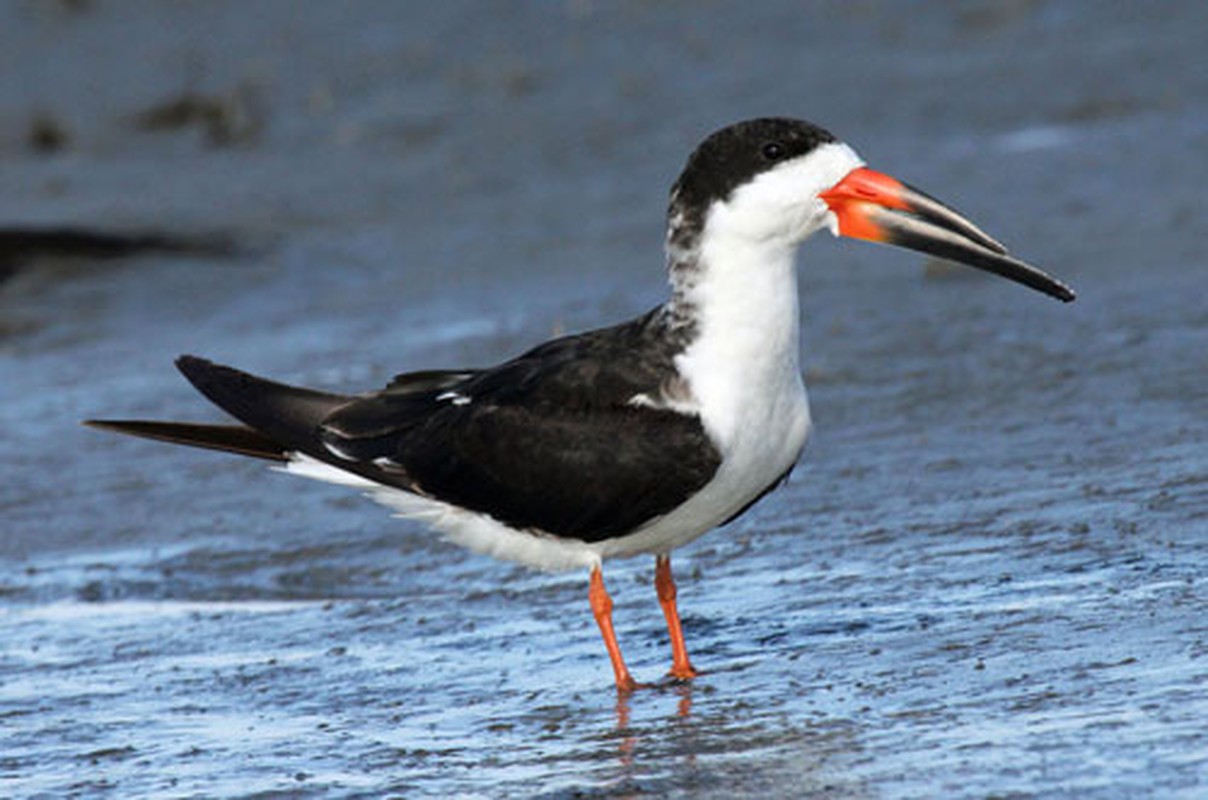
{"left": 677, "top": 233, "right": 802, "bottom": 450}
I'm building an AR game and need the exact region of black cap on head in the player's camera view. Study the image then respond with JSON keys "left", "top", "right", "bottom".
{"left": 671, "top": 118, "right": 837, "bottom": 212}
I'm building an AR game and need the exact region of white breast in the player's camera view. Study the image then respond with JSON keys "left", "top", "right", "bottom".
{"left": 598, "top": 243, "right": 811, "bottom": 559}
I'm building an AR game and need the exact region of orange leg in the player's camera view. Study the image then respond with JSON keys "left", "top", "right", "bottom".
{"left": 655, "top": 554, "right": 698, "bottom": 680}
{"left": 589, "top": 565, "right": 637, "bottom": 692}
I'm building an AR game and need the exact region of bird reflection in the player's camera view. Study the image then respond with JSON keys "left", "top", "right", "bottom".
{"left": 612, "top": 677, "right": 696, "bottom": 771}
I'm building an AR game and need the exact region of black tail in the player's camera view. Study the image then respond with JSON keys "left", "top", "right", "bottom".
{"left": 83, "top": 419, "right": 289, "bottom": 462}
{"left": 85, "top": 355, "right": 352, "bottom": 462}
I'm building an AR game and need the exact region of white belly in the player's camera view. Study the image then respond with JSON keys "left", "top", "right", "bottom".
{"left": 598, "top": 368, "right": 811, "bottom": 559}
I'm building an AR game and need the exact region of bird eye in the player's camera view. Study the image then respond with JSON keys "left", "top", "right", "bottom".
{"left": 761, "top": 142, "right": 785, "bottom": 161}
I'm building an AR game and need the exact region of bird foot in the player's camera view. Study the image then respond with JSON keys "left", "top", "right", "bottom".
{"left": 666, "top": 664, "right": 698, "bottom": 682}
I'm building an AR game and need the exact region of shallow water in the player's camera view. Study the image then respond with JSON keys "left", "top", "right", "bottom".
{"left": 2, "top": 3, "right": 1206, "bottom": 797}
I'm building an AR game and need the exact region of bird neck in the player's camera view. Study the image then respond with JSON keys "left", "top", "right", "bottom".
{"left": 664, "top": 210, "right": 802, "bottom": 369}
{"left": 661, "top": 210, "right": 804, "bottom": 454}
{"left": 660, "top": 209, "right": 808, "bottom": 461}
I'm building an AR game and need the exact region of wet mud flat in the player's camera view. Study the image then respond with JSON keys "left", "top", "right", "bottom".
{"left": 2, "top": 3, "right": 1206, "bottom": 798}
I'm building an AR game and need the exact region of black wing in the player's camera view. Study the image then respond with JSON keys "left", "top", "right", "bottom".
{"left": 320, "top": 311, "right": 721, "bottom": 541}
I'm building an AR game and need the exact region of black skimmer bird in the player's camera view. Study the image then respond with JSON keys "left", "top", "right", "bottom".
{"left": 87, "top": 118, "right": 1075, "bottom": 692}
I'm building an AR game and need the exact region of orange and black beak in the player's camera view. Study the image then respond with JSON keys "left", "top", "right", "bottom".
{"left": 821, "top": 167, "right": 1075, "bottom": 302}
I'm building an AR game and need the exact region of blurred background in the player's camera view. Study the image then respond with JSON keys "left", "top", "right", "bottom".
{"left": 2, "top": 2, "right": 1205, "bottom": 797}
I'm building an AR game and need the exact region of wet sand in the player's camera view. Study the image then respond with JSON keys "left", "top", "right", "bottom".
{"left": 2, "top": 3, "right": 1205, "bottom": 797}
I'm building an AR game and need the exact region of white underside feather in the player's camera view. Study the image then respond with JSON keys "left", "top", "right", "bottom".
{"left": 280, "top": 455, "right": 605, "bottom": 571}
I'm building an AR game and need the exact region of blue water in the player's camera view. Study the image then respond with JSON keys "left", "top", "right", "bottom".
{"left": 2, "top": 3, "right": 1205, "bottom": 797}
